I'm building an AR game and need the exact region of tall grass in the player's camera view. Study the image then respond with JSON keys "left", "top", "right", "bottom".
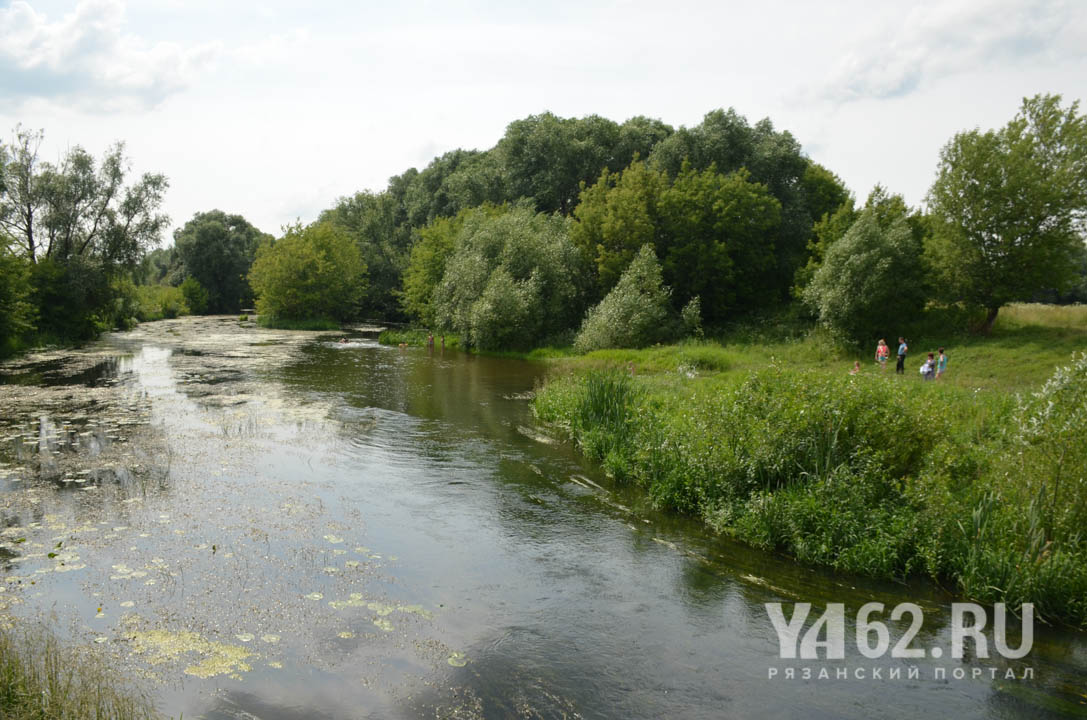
{"left": 0, "top": 624, "right": 156, "bottom": 720}
{"left": 535, "top": 353, "right": 1087, "bottom": 627}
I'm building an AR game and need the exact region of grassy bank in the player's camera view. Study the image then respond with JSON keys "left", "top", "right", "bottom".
{"left": 534, "top": 305, "right": 1087, "bottom": 627}
{"left": 0, "top": 624, "right": 155, "bottom": 719}
{"left": 256, "top": 315, "right": 341, "bottom": 330}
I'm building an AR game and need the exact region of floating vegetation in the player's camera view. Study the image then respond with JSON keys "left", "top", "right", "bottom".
{"left": 323, "top": 534, "right": 344, "bottom": 544}
{"left": 304, "top": 592, "right": 324, "bottom": 601}
{"left": 234, "top": 633, "right": 254, "bottom": 642}
{"left": 337, "top": 631, "right": 355, "bottom": 639}
{"left": 322, "top": 566, "right": 340, "bottom": 574}
{"left": 372, "top": 618, "right": 393, "bottom": 632}
{"left": 260, "top": 634, "right": 279, "bottom": 644}
{"left": 447, "top": 651, "right": 468, "bottom": 667}
{"left": 128, "top": 629, "right": 256, "bottom": 680}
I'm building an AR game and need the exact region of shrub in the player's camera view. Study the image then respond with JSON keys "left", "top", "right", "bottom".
{"left": 574, "top": 244, "right": 672, "bottom": 352}
{"left": 134, "top": 284, "right": 188, "bottom": 321}
{"left": 180, "top": 276, "right": 210, "bottom": 315}
{"left": 248, "top": 221, "right": 367, "bottom": 322}
{"left": 432, "top": 206, "right": 590, "bottom": 350}
{"left": 0, "top": 248, "right": 35, "bottom": 349}
{"left": 802, "top": 208, "right": 927, "bottom": 344}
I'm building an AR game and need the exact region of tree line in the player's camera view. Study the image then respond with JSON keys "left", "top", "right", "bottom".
{"left": 2, "top": 95, "right": 1085, "bottom": 355}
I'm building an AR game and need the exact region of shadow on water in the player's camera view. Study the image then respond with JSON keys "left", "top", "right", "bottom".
{"left": 0, "top": 356, "right": 122, "bottom": 387}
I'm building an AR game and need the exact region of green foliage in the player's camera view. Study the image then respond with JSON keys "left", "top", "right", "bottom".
{"left": 658, "top": 165, "right": 780, "bottom": 319}
{"left": 574, "top": 244, "right": 672, "bottom": 352}
{"left": 134, "top": 284, "right": 188, "bottom": 321}
{"left": 927, "top": 93, "right": 1087, "bottom": 331}
{"left": 255, "top": 315, "right": 340, "bottom": 330}
{"left": 0, "top": 125, "right": 168, "bottom": 268}
{"left": 571, "top": 160, "right": 668, "bottom": 292}
{"left": 432, "top": 206, "right": 589, "bottom": 350}
{"left": 174, "top": 210, "right": 267, "bottom": 313}
{"left": 0, "top": 246, "right": 35, "bottom": 351}
{"left": 320, "top": 190, "right": 411, "bottom": 318}
{"left": 28, "top": 257, "right": 112, "bottom": 340}
{"left": 802, "top": 206, "right": 927, "bottom": 344}
{"left": 401, "top": 206, "right": 508, "bottom": 325}
{"left": 498, "top": 112, "right": 665, "bottom": 216}
{"left": 180, "top": 276, "right": 209, "bottom": 315}
{"left": 248, "top": 221, "right": 367, "bottom": 322}
{"left": 647, "top": 108, "right": 815, "bottom": 299}
{"left": 681, "top": 296, "right": 703, "bottom": 339}
{"left": 402, "top": 214, "right": 461, "bottom": 325}
{"left": 378, "top": 328, "right": 462, "bottom": 349}
{"left": 0, "top": 624, "right": 156, "bottom": 720}
{"left": 572, "top": 160, "right": 781, "bottom": 321}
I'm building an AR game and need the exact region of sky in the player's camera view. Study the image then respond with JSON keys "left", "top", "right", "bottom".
{"left": 2, "top": 0, "right": 1085, "bottom": 242}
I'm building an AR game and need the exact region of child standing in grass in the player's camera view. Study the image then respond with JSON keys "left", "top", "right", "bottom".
{"left": 875, "top": 339, "right": 889, "bottom": 370}
{"left": 936, "top": 347, "right": 948, "bottom": 380}
{"left": 921, "top": 352, "right": 936, "bottom": 381}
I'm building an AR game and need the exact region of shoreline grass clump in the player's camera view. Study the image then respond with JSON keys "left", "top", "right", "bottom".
{"left": 534, "top": 353, "right": 1087, "bottom": 628}
{"left": 0, "top": 623, "right": 156, "bottom": 720}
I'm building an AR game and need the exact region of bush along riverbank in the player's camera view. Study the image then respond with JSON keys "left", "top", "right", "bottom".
{"left": 533, "top": 353, "right": 1087, "bottom": 628}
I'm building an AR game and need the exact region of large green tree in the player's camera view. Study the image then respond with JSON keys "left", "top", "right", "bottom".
{"left": 927, "top": 94, "right": 1087, "bottom": 332}
{"left": 173, "top": 210, "right": 268, "bottom": 313}
{"left": 802, "top": 206, "right": 927, "bottom": 344}
{"left": 0, "top": 126, "right": 168, "bottom": 267}
{"left": 648, "top": 109, "right": 817, "bottom": 300}
{"left": 432, "top": 205, "right": 591, "bottom": 349}
{"left": 571, "top": 160, "right": 780, "bottom": 322}
{"left": 248, "top": 222, "right": 367, "bottom": 321}
{"left": 320, "top": 190, "right": 412, "bottom": 319}
{"left": 0, "top": 126, "right": 169, "bottom": 339}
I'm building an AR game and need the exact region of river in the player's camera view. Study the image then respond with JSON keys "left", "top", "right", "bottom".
{"left": 0, "top": 316, "right": 1084, "bottom": 719}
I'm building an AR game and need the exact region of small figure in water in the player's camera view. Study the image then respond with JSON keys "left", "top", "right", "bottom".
{"left": 339, "top": 337, "right": 348, "bottom": 344}
{"left": 427, "top": 333, "right": 434, "bottom": 348}
{"left": 440, "top": 335, "right": 445, "bottom": 351}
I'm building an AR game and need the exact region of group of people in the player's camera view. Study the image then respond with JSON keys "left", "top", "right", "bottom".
{"left": 852, "top": 337, "right": 948, "bottom": 380}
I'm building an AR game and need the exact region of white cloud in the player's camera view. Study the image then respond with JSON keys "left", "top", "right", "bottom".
{"left": 0, "top": 0, "right": 218, "bottom": 111}
{"left": 816, "top": 0, "right": 1081, "bottom": 104}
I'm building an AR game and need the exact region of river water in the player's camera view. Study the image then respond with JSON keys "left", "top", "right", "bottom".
{"left": 0, "top": 316, "right": 1084, "bottom": 719}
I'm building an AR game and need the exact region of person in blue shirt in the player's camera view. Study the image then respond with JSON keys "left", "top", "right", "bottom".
{"left": 896, "top": 337, "right": 908, "bottom": 375}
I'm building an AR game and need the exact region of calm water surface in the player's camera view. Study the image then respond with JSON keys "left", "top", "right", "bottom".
{"left": 0, "top": 318, "right": 1084, "bottom": 719}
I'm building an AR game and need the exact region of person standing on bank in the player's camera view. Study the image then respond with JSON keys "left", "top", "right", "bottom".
{"left": 875, "top": 339, "right": 890, "bottom": 370}
{"left": 896, "top": 337, "right": 908, "bottom": 375}
{"left": 935, "top": 347, "right": 948, "bottom": 380}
